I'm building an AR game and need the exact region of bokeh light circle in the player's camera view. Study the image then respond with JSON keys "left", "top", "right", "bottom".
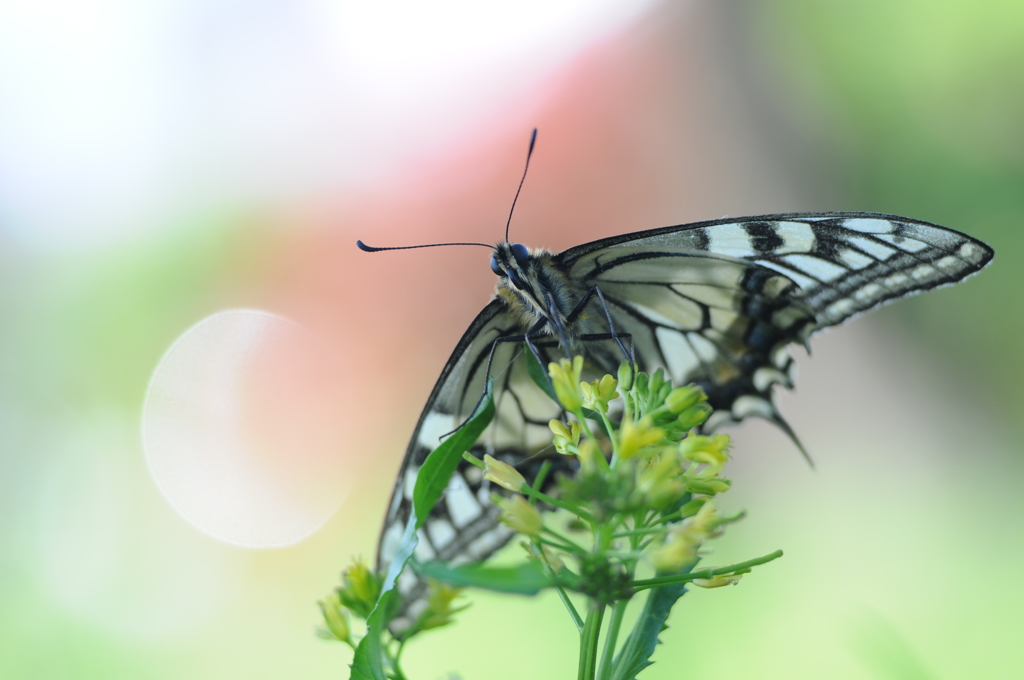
{"left": 142, "top": 310, "right": 352, "bottom": 548}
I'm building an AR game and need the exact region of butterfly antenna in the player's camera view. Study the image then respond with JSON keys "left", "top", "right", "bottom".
{"left": 356, "top": 240, "right": 492, "bottom": 252}
{"left": 505, "top": 128, "right": 537, "bottom": 242}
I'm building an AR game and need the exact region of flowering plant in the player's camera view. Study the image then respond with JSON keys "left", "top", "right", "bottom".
{"left": 320, "top": 357, "right": 783, "bottom": 680}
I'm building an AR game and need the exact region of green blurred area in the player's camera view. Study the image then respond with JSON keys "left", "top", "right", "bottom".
{"left": 2, "top": 2, "right": 1023, "bottom": 679}
{"left": 750, "top": 0, "right": 1024, "bottom": 420}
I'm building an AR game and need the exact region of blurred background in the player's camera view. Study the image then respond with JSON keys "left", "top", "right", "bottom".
{"left": 2, "top": 1, "right": 1022, "bottom": 678}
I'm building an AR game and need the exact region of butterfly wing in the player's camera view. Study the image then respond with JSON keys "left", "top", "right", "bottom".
{"left": 375, "top": 299, "right": 568, "bottom": 624}
{"left": 557, "top": 211, "right": 993, "bottom": 436}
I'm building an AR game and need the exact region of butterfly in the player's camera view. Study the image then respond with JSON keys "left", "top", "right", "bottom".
{"left": 361, "top": 206, "right": 992, "bottom": 627}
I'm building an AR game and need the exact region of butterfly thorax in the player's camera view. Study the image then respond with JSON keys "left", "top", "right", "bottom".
{"left": 491, "top": 243, "right": 588, "bottom": 351}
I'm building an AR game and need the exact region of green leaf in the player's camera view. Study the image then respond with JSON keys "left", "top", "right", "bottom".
{"left": 525, "top": 344, "right": 558, "bottom": 402}
{"left": 609, "top": 573, "right": 690, "bottom": 680}
{"left": 413, "top": 378, "right": 494, "bottom": 524}
{"left": 413, "top": 560, "right": 557, "bottom": 595}
{"left": 348, "top": 592, "right": 392, "bottom": 680}
{"left": 349, "top": 515, "right": 420, "bottom": 680}
{"left": 351, "top": 381, "right": 496, "bottom": 679}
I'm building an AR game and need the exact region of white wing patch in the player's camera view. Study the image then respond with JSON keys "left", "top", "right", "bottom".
{"left": 842, "top": 218, "right": 896, "bottom": 233}
{"left": 418, "top": 411, "right": 456, "bottom": 450}
{"left": 781, "top": 254, "right": 848, "bottom": 282}
{"left": 655, "top": 327, "right": 701, "bottom": 382}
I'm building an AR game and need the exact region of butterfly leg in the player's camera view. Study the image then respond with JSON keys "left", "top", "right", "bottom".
{"left": 564, "top": 285, "right": 634, "bottom": 369}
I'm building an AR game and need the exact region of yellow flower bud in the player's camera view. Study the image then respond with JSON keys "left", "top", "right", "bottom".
{"left": 636, "top": 452, "right": 685, "bottom": 510}
{"left": 549, "top": 356, "right": 585, "bottom": 412}
{"left": 576, "top": 438, "right": 603, "bottom": 472}
{"left": 483, "top": 454, "right": 527, "bottom": 491}
{"left": 495, "top": 495, "right": 543, "bottom": 536}
{"left": 581, "top": 374, "right": 618, "bottom": 413}
{"left": 648, "top": 499, "right": 722, "bottom": 571}
{"left": 618, "top": 415, "right": 664, "bottom": 460}
{"left": 678, "top": 434, "right": 731, "bottom": 466}
{"left": 549, "top": 419, "right": 582, "bottom": 455}
{"left": 692, "top": 573, "right": 743, "bottom": 588}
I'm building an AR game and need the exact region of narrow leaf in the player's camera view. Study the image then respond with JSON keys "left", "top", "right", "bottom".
{"left": 414, "top": 560, "right": 556, "bottom": 595}
{"left": 413, "top": 379, "right": 494, "bottom": 524}
{"left": 348, "top": 515, "right": 420, "bottom": 680}
{"left": 348, "top": 592, "right": 392, "bottom": 680}
{"left": 525, "top": 345, "right": 558, "bottom": 402}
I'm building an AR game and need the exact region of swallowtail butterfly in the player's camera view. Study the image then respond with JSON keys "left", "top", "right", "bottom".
{"left": 362, "top": 154, "right": 993, "bottom": 628}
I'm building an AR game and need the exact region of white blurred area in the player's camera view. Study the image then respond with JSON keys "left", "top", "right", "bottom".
{"left": 142, "top": 310, "right": 352, "bottom": 547}
{"left": 0, "top": 0, "right": 660, "bottom": 250}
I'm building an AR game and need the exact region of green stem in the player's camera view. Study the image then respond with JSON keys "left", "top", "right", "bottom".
{"left": 578, "top": 603, "right": 606, "bottom": 680}
{"left": 557, "top": 585, "right": 585, "bottom": 633}
{"left": 537, "top": 536, "right": 583, "bottom": 554}
{"left": 542, "top": 526, "right": 587, "bottom": 553}
{"left": 596, "top": 600, "right": 628, "bottom": 680}
{"left": 631, "top": 550, "right": 783, "bottom": 591}
{"left": 522, "top": 486, "right": 594, "bottom": 521}
{"left": 599, "top": 411, "right": 620, "bottom": 461}
{"left": 611, "top": 527, "right": 665, "bottom": 538}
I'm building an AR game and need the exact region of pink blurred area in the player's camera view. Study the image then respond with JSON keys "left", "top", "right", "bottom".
{"left": 264, "top": 3, "right": 806, "bottom": 528}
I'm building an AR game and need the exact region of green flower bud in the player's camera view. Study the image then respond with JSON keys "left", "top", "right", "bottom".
{"left": 316, "top": 591, "right": 352, "bottom": 643}
{"left": 684, "top": 477, "right": 732, "bottom": 495}
{"left": 665, "top": 384, "right": 706, "bottom": 414}
{"left": 677, "top": 403, "right": 712, "bottom": 430}
{"left": 337, "top": 557, "right": 381, "bottom": 619}
{"left": 617, "top": 362, "right": 634, "bottom": 391}
{"left": 416, "top": 580, "right": 470, "bottom": 631}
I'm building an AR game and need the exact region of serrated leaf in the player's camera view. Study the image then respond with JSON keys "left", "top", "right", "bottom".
{"left": 348, "top": 590, "right": 393, "bottom": 680}
{"left": 348, "top": 514, "right": 420, "bottom": 680}
{"left": 413, "top": 378, "right": 494, "bottom": 523}
{"left": 609, "top": 575, "right": 690, "bottom": 680}
{"left": 414, "top": 560, "right": 556, "bottom": 595}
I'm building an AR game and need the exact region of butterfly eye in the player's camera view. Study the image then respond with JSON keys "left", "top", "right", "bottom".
{"left": 490, "top": 256, "right": 505, "bottom": 277}
{"left": 507, "top": 268, "right": 526, "bottom": 289}
{"left": 511, "top": 243, "right": 530, "bottom": 268}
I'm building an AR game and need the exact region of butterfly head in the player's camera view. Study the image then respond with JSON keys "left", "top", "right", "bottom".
{"left": 490, "top": 242, "right": 534, "bottom": 291}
